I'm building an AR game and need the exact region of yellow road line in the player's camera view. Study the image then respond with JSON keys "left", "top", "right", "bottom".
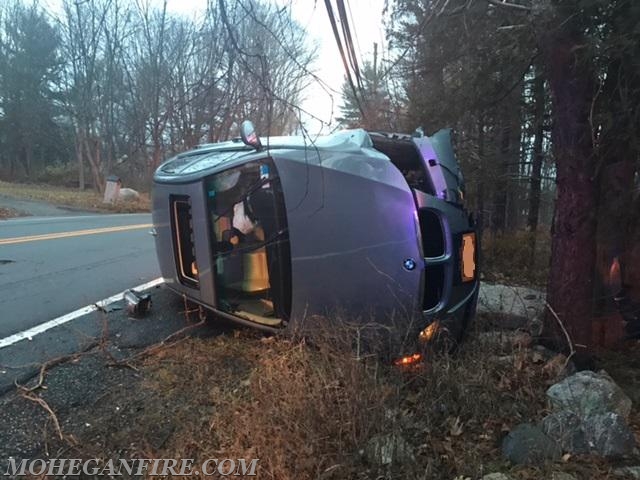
{"left": 0, "top": 223, "right": 153, "bottom": 246}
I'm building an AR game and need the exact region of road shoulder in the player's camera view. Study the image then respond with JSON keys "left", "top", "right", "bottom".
{"left": 0, "top": 285, "right": 232, "bottom": 464}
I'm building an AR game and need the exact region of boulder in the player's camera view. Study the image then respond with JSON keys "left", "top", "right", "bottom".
{"left": 546, "top": 370, "right": 632, "bottom": 420}
{"left": 540, "top": 409, "right": 636, "bottom": 457}
{"left": 477, "top": 283, "right": 545, "bottom": 330}
{"left": 501, "top": 423, "right": 561, "bottom": 465}
{"left": 364, "top": 433, "right": 415, "bottom": 466}
{"left": 541, "top": 410, "right": 589, "bottom": 454}
{"left": 613, "top": 466, "right": 640, "bottom": 479}
{"left": 117, "top": 188, "right": 140, "bottom": 202}
{"left": 582, "top": 412, "right": 636, "bottom": 457}
{"left": 551, "top": 473, "right": 577, "bottom": 480}
{"left": 482, "top": 474, "right": 514, "bottom": 480}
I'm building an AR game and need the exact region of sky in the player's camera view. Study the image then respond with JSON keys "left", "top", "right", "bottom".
{"left": 42, "top": 0, "right": 388, "bottom": 134}
{"left": 283, "top": 0, "right": 388, "bottom": 133}
{"left": 159, "top": 0, "right": 389, "bottom": 133}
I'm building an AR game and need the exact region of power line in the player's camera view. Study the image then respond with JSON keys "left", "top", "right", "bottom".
{"left": 336, "top": 0, "right": 362, "bottom": 91}
{"left": 345, "top": 0, "right": 363, "bottom": 66}
{"left": 324, "top": 0, "right": 365, "bottom": 117}
{"left": 218, "top": 0, "right": 332, "bottom": 129}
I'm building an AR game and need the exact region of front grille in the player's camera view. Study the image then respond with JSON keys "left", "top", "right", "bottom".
{"left": 417, "top": 208, "right": 448, "bottom": 312}
{"left": 171, "top": 195, "right": 199, "bottom": 288}
{"left": 418, "top": 209, "right": 445, "bottom": 258}
{"left": 423, "top": 264, "right": 444, "bottom": 311}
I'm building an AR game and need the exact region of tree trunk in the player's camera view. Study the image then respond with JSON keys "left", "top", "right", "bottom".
{"left": 476, "top": 115, "right": 486, "bottom": 239}
{"left": 150, "top": 137, "right": 163, "bottom": 179}
{"left": 76, "top": 135, "right": 85, "bottom": 190}
{"left": 541, "top": 12, "right": 598, "bottom": 351}
{"left": 492, "top": 92, "right": 521, "bottom": 234}
{"left": 84, "top": 135, "right": 104, "bottom": 194}
{"left": 527, "top": 71, "right": 546, "bottom": 268}
{"left": 527, "top": 72, "right": 545, "bottom": 233}
{"left": 490, "top": 123, "right": 509, "bottom": 235}
{"left": 24, "top": 144, "right": 33, "bottom": 179}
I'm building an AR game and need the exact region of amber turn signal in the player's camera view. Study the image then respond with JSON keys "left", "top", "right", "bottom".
{"left": 393, "top": 353, "right": 423, "bottom": 366}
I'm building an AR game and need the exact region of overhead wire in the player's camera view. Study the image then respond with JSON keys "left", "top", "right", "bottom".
{"left": 218, "top": 0, "right": 334, "bottom": 131}
{"left": 324, "top": 0, "right": 366, "bottom": 118}
{"left": 336, "top": 0, "right": 363, "bottom": 91}
{"left": 345, "top": 0, "right": 363, "bottom": 66}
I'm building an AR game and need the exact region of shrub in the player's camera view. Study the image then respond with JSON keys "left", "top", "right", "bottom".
{"left": 35, "top": 162, "right": 80, "bottom": 187}
{"left": 482, "top": 230, "right": 551, "bottom": 286}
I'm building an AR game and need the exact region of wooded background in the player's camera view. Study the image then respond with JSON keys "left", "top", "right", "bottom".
{"left": 0, "top": 0, "right": 314, "bottom": 191}
{"left": 339, "top": 0, "right": 640, "bottom": 352}
{"left": 0, "top": 0, "right": 638, "bottom": 352}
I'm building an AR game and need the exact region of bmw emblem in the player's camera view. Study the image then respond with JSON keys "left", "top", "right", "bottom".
{"left": 403, "top": 258, "right": 417, "bottom": 271}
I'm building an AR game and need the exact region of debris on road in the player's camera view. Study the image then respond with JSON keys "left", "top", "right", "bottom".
{"left": 123, "top": 289, "right": 152, "bottom": 317}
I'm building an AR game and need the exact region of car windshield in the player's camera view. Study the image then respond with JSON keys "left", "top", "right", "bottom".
{"left": 160, "top": 150, "right": 246, "bottom": 175}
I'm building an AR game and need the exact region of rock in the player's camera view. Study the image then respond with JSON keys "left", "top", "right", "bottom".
{"left": 531, "top": 345, "right": 557, "bottom": 362}
{"left": 482, "top": 474, "right": 514, "bottom": 480}
{"left": 117, "top": 187, "right": 140, "bottom": 201}
{"left": 541, "top": 410, "right": 589, "bottom": 454}
{"left": 583, "top": 412, "right": 636, "bottom": 457}
{"left": 546, "top": 370, "right": 632, "bottom": 420}
{"left": 528, "top": 317, "right": 544, "bottom": 337}
{"left": 502, "top": 423, "right": 561, "bottom": 465}
{"left": 613, "top": 466, "right": 640, "bottom": 478}
{"left": 551, "top": 473, "right": 577, "bottom": 480}
{"left": 541, "top": 409, "right": 636, "bottom": 457}
{"left": 478, "top": 283, "right": 545, "bottom": 327}
{"left": 364, "top": 433, "right": 415, "bottom": 466}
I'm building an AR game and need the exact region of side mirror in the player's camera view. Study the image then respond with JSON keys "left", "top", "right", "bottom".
{"left": 240, "top": 120, "right": 262, "bottom": 151}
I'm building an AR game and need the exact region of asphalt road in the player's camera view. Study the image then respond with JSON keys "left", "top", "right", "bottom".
{"left": 0, "top": 213, "right": 160, "bottom": 339}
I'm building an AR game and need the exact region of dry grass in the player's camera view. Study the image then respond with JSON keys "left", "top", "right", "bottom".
{"left": 482, "top": 230, "right": 551, "bottom": 287}
{"left": 0, "top": 180, "right": 150, "bottom": 213}
{"left": 0, "top": 206, "right": 28, "bottom": 219}
{"left": 132, "top": 324, "right": 629, "bottom": 480}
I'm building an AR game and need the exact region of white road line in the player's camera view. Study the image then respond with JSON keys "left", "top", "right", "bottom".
{"left": 0, "top": 277, "right": 165, "bottom": 350}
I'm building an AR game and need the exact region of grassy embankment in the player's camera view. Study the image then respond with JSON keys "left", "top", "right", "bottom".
{"left": 0, "top": 180, "right": 150, "bottom": 214}
{"left": 23, "top": 320, "right": 640, "bottom": 480}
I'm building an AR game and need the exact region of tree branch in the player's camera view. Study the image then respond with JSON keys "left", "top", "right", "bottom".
{"left": 487, "top": 0, "right": 532, "bottom": 12}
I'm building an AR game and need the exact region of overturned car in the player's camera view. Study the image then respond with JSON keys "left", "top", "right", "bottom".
{"left": 152, "top": 122, "right": 479, "bottom": 357}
